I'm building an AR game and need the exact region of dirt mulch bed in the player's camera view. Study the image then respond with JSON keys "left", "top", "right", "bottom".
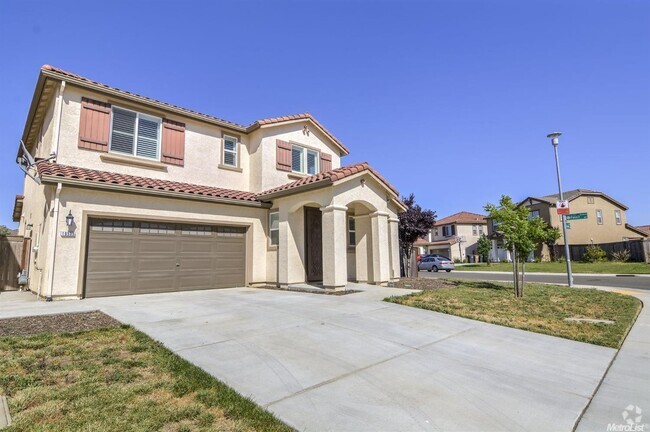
{"left": 392, "top": 278, "right": 457, "bottom": 291}
{"left": 0, "top": 311, "right": 122, "bottom": 337}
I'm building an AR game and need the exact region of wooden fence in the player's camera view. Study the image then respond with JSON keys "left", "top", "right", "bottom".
{"left": 1, "top": 235, "right": 26, "bottom": 291}
{"left": 555, "top": 239, "right": 650, "bottom": 263}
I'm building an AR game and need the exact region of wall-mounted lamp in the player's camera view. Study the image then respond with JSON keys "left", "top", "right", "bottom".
{"left": 65, "top": 211, "right": 74, "bottom": 227}
{"left": 360, "top": 179, "right": 366, "bottom": 186}
{"left": 26, "top": 223, "right": 33, "bottom": 230}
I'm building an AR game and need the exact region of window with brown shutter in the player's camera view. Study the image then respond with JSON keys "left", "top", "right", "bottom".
{"left": 78, "top": 97, "right": 111, "bottom": 151}
{"left": 320, "top": 153, "right": 332, "bottom": 172}
{"left": 161, "top": 119, "right": 185, "bottom": 166}
{"left": 276, "top": 139, "right": 292, "bottom": 171}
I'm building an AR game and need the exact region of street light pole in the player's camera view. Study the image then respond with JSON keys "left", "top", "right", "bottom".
{"left": 547, "top": 132, "right": 574, "bottom": 287}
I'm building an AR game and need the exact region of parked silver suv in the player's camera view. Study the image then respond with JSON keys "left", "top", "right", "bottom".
{"left": 418, "top": 256, "right": 455, "bottom": 272}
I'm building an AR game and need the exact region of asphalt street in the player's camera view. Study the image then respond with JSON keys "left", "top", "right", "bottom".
{"left": 419, "top": 270, "right": 650, "bottom": 291}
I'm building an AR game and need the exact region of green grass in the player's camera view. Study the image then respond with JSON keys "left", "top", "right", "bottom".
{"left": 456, "top": 261, "right": 650, "bottom": 274}
{"left": 386, "top": 279, "right": 642, "bottom": 348}
{"left": 0, "top": 326, "right": 292, "bottom": 432}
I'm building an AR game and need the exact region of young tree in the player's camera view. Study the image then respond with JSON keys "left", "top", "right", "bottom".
{"left": 476, "top": 235, "right": 492, "bottom": 265}
{"left": 398, "top": 194, "right": 436, "bottom": 278}
{"left": 543, "top": 226, "right": 562, "bottom": 261}
{"left": 484, "top": 195, "right": 548, "bottom": 297}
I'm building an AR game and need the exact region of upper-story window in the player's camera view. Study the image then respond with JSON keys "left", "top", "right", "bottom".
{"left": 615, "top": 210, "right": 622, "bottom": 225}
{"left": 292, "top": 144, "right": 319, "bottom": 175}
{"left": 479, "top": 225, "right": 484, "bottom": 236}
{"left": 223, "top": 135, "right": 238, "bottom": 167}
{"left": 472, "top": 225, "right": 478, "bottom": 236}
{"left": 529, "top": 210, "right": 540, "bottom": 220}
{"left": 442, "top": 225, "right": 456, "bottom": 237}
{"left": 109, "top": 106, "right": 161, "bottom": 160}
{"left": 596, "top": 209, "right": 603, "bottom": 225}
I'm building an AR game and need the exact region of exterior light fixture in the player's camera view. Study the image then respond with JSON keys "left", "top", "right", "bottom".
{"left": 65, "top": 211, "right": 74, "bottom": 227}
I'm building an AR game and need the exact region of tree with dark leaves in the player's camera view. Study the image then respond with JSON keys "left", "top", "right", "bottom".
{"left": 398, "top": 194, "right": 436, "bottom": 277}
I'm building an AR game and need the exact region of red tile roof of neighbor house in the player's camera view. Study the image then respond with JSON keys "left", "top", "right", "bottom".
{"left": 433, "top": 211, "right": 487, "bottom": 226}
{"left": 257, "top": 162, "right": 400, "bottom": 197}
{"left": 35, "top": 161, "right": 401, "bottom": 206}
{"left": 636, "top": 225, "right": 650, "bottom": 236}
{"left": 39, "top": 65, "right": 349, "bottom": 154}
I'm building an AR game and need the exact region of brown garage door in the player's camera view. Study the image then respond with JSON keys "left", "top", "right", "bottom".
{"left": 84, "top": 219, "right": 246, "bottom": 298}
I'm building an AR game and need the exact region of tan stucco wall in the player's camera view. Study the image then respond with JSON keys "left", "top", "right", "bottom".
{"left": 251, "top": 122, "right": 343, "bottom": 193}
{"left": 55, "top": 86, "right": 251, "bottom": 191}
{"left": 47, "top": 187, "right": 269, "bottom": 297}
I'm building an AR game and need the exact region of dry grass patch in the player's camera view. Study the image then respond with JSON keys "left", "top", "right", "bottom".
{"left": 386, "top": 279, "right": 641, "bottom": 348}
{"left": 0, "top": 325, "right": 291, "bottom": 432}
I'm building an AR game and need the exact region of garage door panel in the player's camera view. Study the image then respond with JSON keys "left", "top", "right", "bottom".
{"left": 85, "top": 219, "right": 247, "bottom": 297}
{"left": 137, "top": 257, "right": 177, "bottom": 272}
{"left": 138, "top": 238, "right": 178, "bottom": 254}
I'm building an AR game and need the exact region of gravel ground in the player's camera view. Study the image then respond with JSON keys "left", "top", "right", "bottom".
{"left": 392, "top": 278, "right": 456, "bottom": 290}
{"left": 0, "top": 311, "right": 122, "bottom": 337}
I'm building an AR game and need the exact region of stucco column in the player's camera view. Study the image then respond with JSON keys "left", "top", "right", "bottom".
{"left": 371, "top": 211, "right": 391, "bottom": 285}
{"left": 277, "top": 207, "right": 290, "bottom": 289}
{"left": 321, "top": 205, "right": 348, "bottom": 289}
{"left": 388, "top": 217, "right": 400, "bottom": 281}
{"left": 354, "top": 214, "right": 372, "bottom": 283}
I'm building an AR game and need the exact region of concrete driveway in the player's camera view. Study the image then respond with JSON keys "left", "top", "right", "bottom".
{"left": 1, "top": 285, "right": 615, "bottom": 431}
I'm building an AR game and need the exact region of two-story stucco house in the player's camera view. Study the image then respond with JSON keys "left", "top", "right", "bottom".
{"left": 12, "top": 65, "right": 405, "bottom": 300}
{"left": 486, "top": 189, "right": 647, "bottom": 261}
{"left": 414, "top": 211, "right": 487, "bottom": 262}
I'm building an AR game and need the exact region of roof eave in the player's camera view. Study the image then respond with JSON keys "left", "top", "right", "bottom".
{"left": 40, "top": 175, "right": 271, "bottom": 209}
{"left": 256, "top": 178, "right": 333, "bottom": 201}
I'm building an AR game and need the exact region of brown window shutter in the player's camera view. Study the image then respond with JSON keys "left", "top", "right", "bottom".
{"left": 78, "top": 97, "right": 111, "bottom": 152}
{"left": 320, "top": 153, "right": 332, "bottom": 172}
{"left": 161, "top": 119, "right": 185, "bottom": 166}
{"left": 276, "top": 139, "right": 292, "bottom": 171}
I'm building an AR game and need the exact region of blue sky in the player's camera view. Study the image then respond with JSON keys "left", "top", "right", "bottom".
{"left": 1, "top": 0, "right": 648, "bottom": 228}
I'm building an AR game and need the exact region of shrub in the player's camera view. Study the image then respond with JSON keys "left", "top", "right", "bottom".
{"left": 610, "top": 249, "right": 631, "bottom": 262}
{"left": 582, "top": 245, "right": 607, "bottom": 263}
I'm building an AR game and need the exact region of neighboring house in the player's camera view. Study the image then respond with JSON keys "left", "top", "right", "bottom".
{"left": 486, "top": 189, "right": 648, "bottom": 261}
{"left": 636, "top": 225, "right": 650, "bottom": 237}
{"left": 415, "top": 211, "right": 487, "bottom": 261}
{"left": 12, "top": 65, "right": 404, "bottom": 300}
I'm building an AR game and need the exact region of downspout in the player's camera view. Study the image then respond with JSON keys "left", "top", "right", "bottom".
{"left": 44, "top": 183, "right": 63, "bottom": 302}
{"left": 51, "top": 80, "right": 66, "bottom": 158}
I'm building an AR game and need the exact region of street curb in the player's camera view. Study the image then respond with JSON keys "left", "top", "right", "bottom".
{"left": 451, "top": 270, "right": 650, "bottom": 278}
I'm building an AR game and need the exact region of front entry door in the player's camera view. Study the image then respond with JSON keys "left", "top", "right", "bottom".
{"left": 305, "top": 207, "right": 323, "bottom": 282}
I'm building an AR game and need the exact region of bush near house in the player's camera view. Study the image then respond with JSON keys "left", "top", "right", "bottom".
{"left": 582, "top": 245, "right": 608, "bottom": 263}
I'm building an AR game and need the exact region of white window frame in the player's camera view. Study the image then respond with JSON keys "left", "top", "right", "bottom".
{"left": 109, "top": 105, "right": 162, "bottom": 161}
{"left": 479, "top": 225, "right": 484, "bottom": 236}
{"left": 472, "top": 225, "right": 478, "bottom": 236}
{"left": 291, "top": 144, "right": 320, "bottom": 175}
{"left": 348, "top": 216, "right": 356, "bottom": 247}
{"left": 596, "top": 209, "right": 603, "bottom": 225}
{"left": 222, "top": 135, "right": 238, "bottom": 167}
{"left": 615, "top": 210, "right": 622, "bottom": 225}
{"left": 269, "top": 211, "right": 279, "bottom": 246}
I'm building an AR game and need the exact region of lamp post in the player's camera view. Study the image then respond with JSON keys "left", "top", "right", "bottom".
{"left": 547, "top": 132, "right": 573, "bottom": 287}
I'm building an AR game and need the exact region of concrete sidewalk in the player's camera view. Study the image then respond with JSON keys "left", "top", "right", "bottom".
{"left": 576, "top": 288, "right": 650, "bottom": 432}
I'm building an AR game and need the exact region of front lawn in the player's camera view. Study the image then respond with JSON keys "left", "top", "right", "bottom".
{"left": 388, "top": 279, "right": 641, "bottom": 348}
{"left": 455, "top": 261, "right": 650, "bottom": 274}
{"left": 0, "top": 319, "right": 290, "bottom": 431}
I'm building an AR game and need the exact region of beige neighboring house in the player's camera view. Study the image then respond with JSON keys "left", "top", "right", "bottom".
{"left": 415, "top": 212, "right": 487, "bottom": 262}
{"left": 487, "top": 189, "right": 648, "bottom": 261}
{"left": 12, "top": 65, "right": 405, "bottom": 300}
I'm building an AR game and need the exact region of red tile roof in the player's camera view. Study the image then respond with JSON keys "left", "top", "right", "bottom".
{"left": 36, "top": 162, "right": 259, "bottom": 203}
{"left": 636, "top": 225, "right": 650, "bottom": 236}
{"left": 40, "top": 65, "right": 349, "bottom": 154}
{"left": 433, "top": 211, "right": 486, "bottom": 227}
{"left": 35, "top": 161, "right": 401, "bottom": 208}
{"left": 257, "top": 162, "right": 400, "bottom": 198}
{"left": 249, "top": 113, "right": 349, "bottom": 154}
